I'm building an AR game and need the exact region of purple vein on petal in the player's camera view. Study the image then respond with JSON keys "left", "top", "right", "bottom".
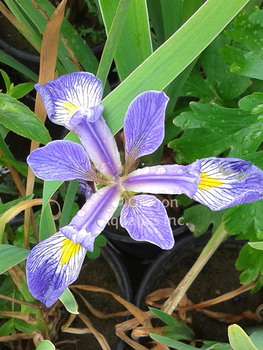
{"left": 26, "top": 232, "right": 86, "bottom": 307}
{"left": 60, "top": 185, "right": 122, "bottom": 251}
{"left": 120, "top": 194, "right": 174, "bottom": 250}
{"left": 123, "top": 91, "right": 169, "bottom": 168}
{"left": 27, "top": 140, "right": 97, "bottom": 182}
{"left": 35, "top": 72, "right": 102, "bottom": 127}
{"left": 70, "top": 114, "right": 122, "bottom": 178}
{"left": 122, "top": 161, "right": 201, "bottom": 198}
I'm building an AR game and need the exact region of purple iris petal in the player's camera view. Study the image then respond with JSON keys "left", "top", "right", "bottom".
{"left": 35, "top": 72, "right": 102, "bottom": 127}
{"left": 26, "top": 232, "right": 86, "bottom": 307}
{"left": 120, "top": 195, "right": 174, "bottom": 250}
{"left": 123, "top": 91, "right": 169, "bottom": 168}
{"left": 122, "top": 161, "right": 201, "bottom": 198}
{"left": 61, "top": 185, "right": 122, "bottom": 251}
{"left": 69, "top": 112, "right": 122, "bottom": 178}
{"left": 194, "top": 157, "right": 263, "bottom": 210}
{"left": 27, "top": 140, "right": 96, "bottom": 181}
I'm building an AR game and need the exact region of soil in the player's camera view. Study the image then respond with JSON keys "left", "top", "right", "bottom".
{"left": 136, "top": 233, "right": 263, "bottom": 345}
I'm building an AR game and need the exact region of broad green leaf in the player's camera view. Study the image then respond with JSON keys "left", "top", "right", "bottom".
{"left": 150, "top": 307, "right": 179, "bottom": 327}
{"left": 0, "top": 156, "right": 28, "bottom": 177}
{"left": 221, "top": 9, "right": 263, "bottom": 80}
{"left": 59, "top": 288, "right": 78, "bottom": 314}
{"left": 99, "top": 0, "right": 152, "bottom": 81}
{"left": 15, "top": 319, "right": 40, "bottom": 334}
{"left": 35, "top": 340, "right": 55, "bottom": 350}
{"left": 182, "top": 33, "right": 250, "bottom": 104}
{"left": 228, "top": 324, "right": 258, "bottom": 350}
{"left": 101, "top": 0, "right": 250, "bottom": 134}
{"left": 0, "top": 51, "right": 38, "bottom": 82}
{"left": 0, "top": 93, "right": 50, "bottom": 144}
{"left": 236, "top": 243, "right": 263, "bottom": 284}
{"left": 170, "top": 102, "right": 263, "bottom": 163}
{"left": 239, "top": 93, "right": 263, "bottom": 115}
{"left": 223, "top": 201, "right": 263, "bottom": 238}
{"left": 0, "top": 245, "right": 29, "bottom": 274}
{"left": 182, "top": 205, "right": 225, "bottom": 236}
{"left": 150, "top": 334, "right": 198, "bottom": 349}
{"left": 9, "top": 82, "right": 35, "bottom": 99}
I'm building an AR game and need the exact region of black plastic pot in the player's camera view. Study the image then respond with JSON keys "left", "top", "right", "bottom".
{"left": 103, "top": 224, "right": 190, "bottom": 263}
{"left": 134, "top": 232, "right": 263, "bottom": 344}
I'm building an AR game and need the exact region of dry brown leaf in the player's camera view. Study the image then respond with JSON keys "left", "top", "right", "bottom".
{"left": 78, "top": 313, "right": 110, "bottom": 350}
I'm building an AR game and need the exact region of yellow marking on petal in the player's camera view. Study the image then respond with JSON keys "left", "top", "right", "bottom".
{"left": 61, "top": 101, "right": 79, "bottom": 115}
{"left": 60, "top": 238, "right": 81, "bottom": 265}
{"left": 198, "top": 172, "right": 223, "bottom": 191}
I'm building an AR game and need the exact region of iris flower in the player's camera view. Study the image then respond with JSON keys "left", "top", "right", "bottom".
{"left": 26, "top": 72, "right": 263, "bottom": 307}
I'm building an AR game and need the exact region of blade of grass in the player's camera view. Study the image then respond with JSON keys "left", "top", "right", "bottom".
{"left": 161, "top": 0, "right": 182, "bottom": 39}
{"left": 0, "top": 51, "right": 38, "bottom": 81}
{"left": 99, "top": 0, "right": 152, "bottom": 81}
{"left": 96, "top": 0, "right": 131, "bottom": 88}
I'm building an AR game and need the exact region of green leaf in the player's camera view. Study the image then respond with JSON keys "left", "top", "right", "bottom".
{"left": 249, "top": 242, "right": 263, "bottom": 250}
{"left": 182, "top": 205, "right": 225, "bottom": 236}
{"left": 99, "top": 0, "right": 152, "bottom": 81}
{"left": 228, "top": 324, "right": 258, "bottom": 350}
{"left": 149, "top": 308, "right": 194, "bottom": 341}
{"left": 59, "top": 180, "right": 79, "bottom": 227}
{"left": 100, "top": 0, "right": 251, "bottom": 135}
{"left": 59, "top": 288, "right": 78, "bottom": 315}
{"left": 249, "top": 328, "right": 263, "bottom": 350}
{"left": 0, "top": 51, "right": 38, "bottom": 82}
{"left": 239, "top": 93, "right": 263, "bottom": 115}
{"left": 86, "top": 235, "right": 106, "bottom": 259}
{"left": 9, "top": 82, "right": 35, "bottom": 99}
{"left": 0, "top": 195, "right": 33, "bottom": 216}
{"left": 170, "top": 102, "right": 263, "bottom": 163}
{"left": 0, "top": 245, "right": 29, "bottom": 274}
{"left": 0, "top": 319, "right": 15, "bottom": 336}
{"left": 201, "top": 341, "right": 231, "bottom": 350}
{"left": 35, "top": 340, "right": 55, "bottom": 350}
{"left": 150, "top": 334, "right": 198, "bottom": 349}
{"left": 0, "top": 93, "right": 50, "bottom": 144}
{"left": 236, "top": 243, "right": 263, "bottom": 284}
{"left": 221, "top": 9, "right": 263, "bottom": 80}
{"left": 0, "top": 70, "right": 11, "bottom": 92}
{"left": 182, "top": 33, "right": 250, "bottom": 104}
{"left": 223, "top": 201, "right": 263, "bottom": 237}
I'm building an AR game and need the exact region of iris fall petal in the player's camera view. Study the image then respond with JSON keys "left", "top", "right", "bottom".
{"left": 26, "top": 232, "right": 86, "bottom": 307}
{"left": 193, "top": 157, "right": 263, "bottom": 210}
{"left": 120, "top": 194, "right": 174, "bottom": 250}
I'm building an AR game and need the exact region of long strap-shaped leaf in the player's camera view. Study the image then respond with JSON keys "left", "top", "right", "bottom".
{"left": 102, "top": 0, "right": 250, "bottom": 134}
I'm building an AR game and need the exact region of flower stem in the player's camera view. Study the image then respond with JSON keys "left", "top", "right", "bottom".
{"left": 162, "top": 221, "right": 228, "bottom": 314}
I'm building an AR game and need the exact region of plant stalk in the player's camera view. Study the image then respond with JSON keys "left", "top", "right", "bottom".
{"left": 162, "top": 222, "right": 228, "bottom": 314}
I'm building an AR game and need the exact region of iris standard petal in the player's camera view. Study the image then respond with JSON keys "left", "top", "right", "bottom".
{"left": 26, "top": 232, "right": 86, "bottom": 307}
{"left": 35, "top": 72, "right": 102, "bottom": 127}
{"left": 27, "top": 140, "right": 97, "bottom": 181}
{"left": 122, "top": 161, "right": 201, "bottom": 198}
{"left": 61, "top": 185, "right": 122, "bottom": 251}
{"left": 69, "top": 112, "right": 122, "bottom": 178}
{"left": 193, "top": 157, "right": 263, "bottom": 211}
{"left": 120, "top": 194, "right": 174, "bottom": 250}
{"left": 123, "top": 91, "right": 169, "bottom": 169}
